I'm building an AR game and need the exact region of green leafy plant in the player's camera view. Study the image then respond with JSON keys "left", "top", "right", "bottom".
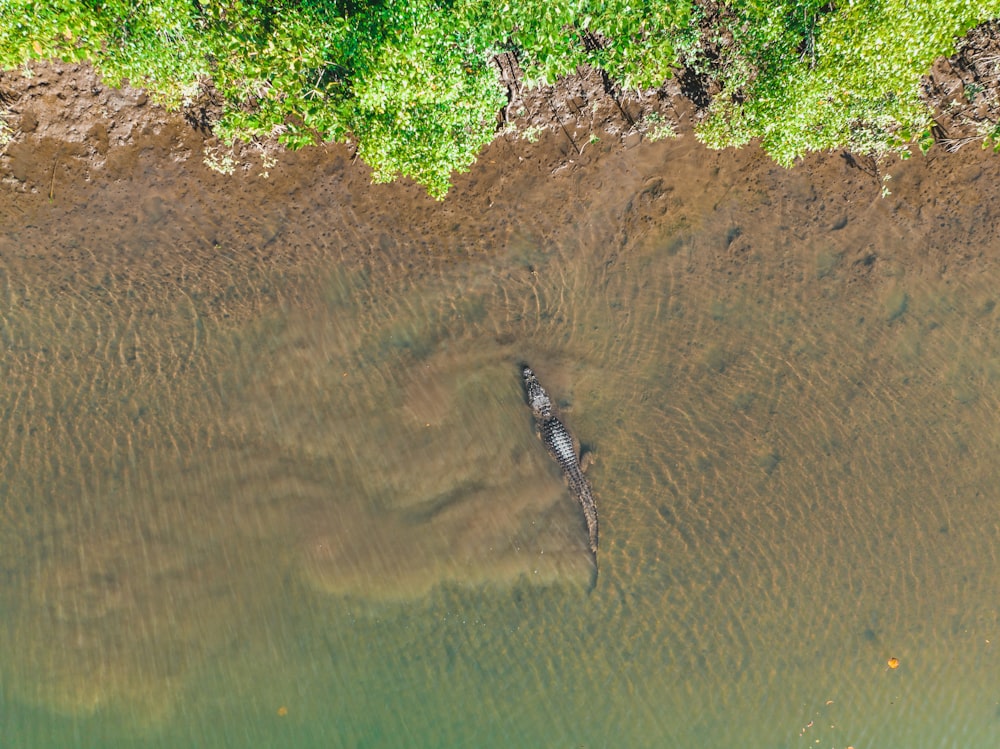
{"left": 697, "top": 0, "right": 1000, "bottom": 164}
{"left": 0, "top": 0, "right": 694, "bottom": 197}
{"left": 643, "top": 111, "right": 675, "bottom": 141}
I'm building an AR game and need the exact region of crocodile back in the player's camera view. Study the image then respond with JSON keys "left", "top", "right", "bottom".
{"left": 541, "top": 416, "right": 577, "bottom": 469}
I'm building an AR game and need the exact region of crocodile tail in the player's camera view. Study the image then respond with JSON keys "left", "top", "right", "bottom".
{"left": 568, "top": 466, "right": 599, "bottom": 554}
{"left": 586, "top": 505, "right": 599, "bottom": 554}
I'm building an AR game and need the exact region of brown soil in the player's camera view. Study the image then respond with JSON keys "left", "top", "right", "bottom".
{"left": 922, "top": 19, "right": 1000, "bottom": 148}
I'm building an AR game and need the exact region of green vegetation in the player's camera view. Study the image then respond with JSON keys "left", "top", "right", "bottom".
{"left": 1, "top": 1, "right": 999, "bottom": 196}
{"left": 695, "top": 0, "right": 1000, "bottom": 162}
{"left": 0, "top": 0, "right": 689, "bottom": 196}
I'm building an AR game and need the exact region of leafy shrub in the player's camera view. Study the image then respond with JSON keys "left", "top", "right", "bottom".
{"left": 480, "top": 0, "right": 688, "bottom": 88}
{"left": 0, "top": 0, "right": 690, "bottom": 197}
{"left": 0, "top": 1, "right": 208, "bottom": 103}
{"left": 698, "top": 0, "right": 1000, "bottom": 163}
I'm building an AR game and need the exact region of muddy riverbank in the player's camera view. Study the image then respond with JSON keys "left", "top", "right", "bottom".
{"left": 2, "top": 42, "right": 1000, "bottom": 749}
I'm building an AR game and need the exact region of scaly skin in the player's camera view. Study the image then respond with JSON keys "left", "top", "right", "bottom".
{"left": 521, "top": 365, "right": 599, "bottom": 555}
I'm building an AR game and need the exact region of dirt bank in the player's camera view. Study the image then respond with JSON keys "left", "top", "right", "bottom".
{"left": 0, "top": 22, "right": 999, "bottom": 302}
{"left": 3, "top": 18, "right": 1000, "bottom": 204}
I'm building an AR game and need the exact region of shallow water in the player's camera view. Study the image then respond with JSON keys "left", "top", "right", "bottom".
{"left": 2, "top": 131, "right": 1000, "bottom": 748}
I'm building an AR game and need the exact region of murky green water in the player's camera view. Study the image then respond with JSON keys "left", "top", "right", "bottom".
{"left": 2, "top": 139, "right": 999, "bottom": 748}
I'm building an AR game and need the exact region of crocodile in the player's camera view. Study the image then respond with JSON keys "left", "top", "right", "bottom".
{"left": 521, "top": 365, "right": 599, "bottom": 555}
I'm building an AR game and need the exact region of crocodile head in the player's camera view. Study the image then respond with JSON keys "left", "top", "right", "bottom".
{"left": 521, "top": 365, "right": 554, "bottom": 420}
